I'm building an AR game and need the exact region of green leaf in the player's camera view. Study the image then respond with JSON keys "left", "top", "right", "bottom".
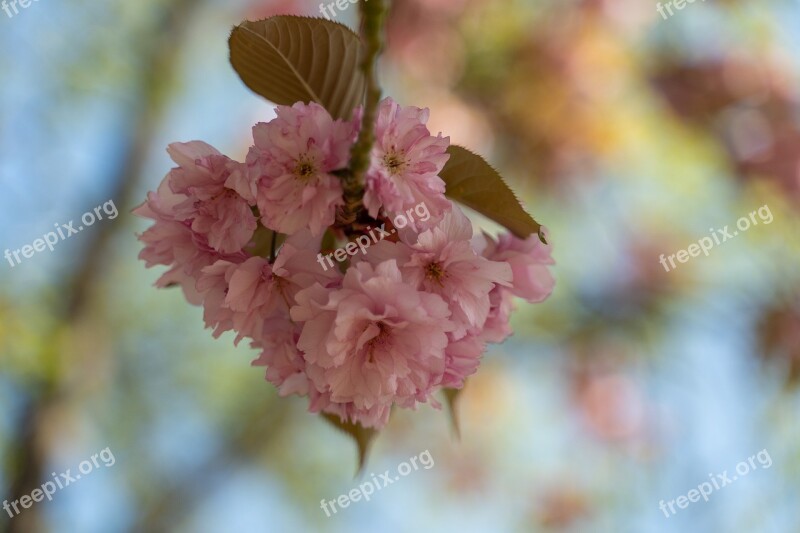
{"left": 244, "top": 223, "right": 284, "bottom": 258}
{"left": 320, "top": 228, "right": 338, "bottom": 254}
{"left": 440, "top": 146, "right": 546, "bottom": 243}
{"left": 229, "top": 16, "right": 366, "bottom": 120}
{"left": 322, "top": 413, "right": 378, "bottom": 475}
{"left": 443, "top": 387, "right": 463, "bottom": 439}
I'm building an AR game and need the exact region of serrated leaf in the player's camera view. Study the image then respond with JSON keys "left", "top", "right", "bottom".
{"left": 443, "top": 387, "right": 463, "bottom": 439}
{"left": 229, "top": 16, "right": 366, "bottom": 120}
{"left": 322, "top": 413, "right": 378, "bottom": 475}
{"left": 440, "top": 146, "right": 546, "bottom": 243}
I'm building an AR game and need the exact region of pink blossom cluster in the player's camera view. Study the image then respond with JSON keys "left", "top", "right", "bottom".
{"left": 135, "top": 97, "right": 555, "bottom": 428}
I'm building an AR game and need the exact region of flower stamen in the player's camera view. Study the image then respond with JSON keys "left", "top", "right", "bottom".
{"left": 425, "top": 262, "right": 447, "bottom": 286}
{"left": 383, "top": 150, "right": 407, "bottom": 175}
{"left": 294, "top": 156, "right": 317, "bottom": 180}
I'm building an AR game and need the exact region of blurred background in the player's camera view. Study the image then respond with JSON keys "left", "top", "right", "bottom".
{"left": 2, "top": 0, "right": 800, "bottom": 531}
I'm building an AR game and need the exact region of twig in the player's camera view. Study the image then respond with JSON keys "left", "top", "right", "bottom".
{"left": 269, "top": 229, "right": 278, "bottom": 262}
{"left": 337, "top": 0, "right": 387, "bottom": 227}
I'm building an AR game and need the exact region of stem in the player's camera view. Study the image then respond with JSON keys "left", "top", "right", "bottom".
{"left": 269, "top": 230, "right": 278, "bottom": 262}
{"left": 352, "top": 0, "right": 386, "bottom": 175}
{"left": 337, "top": 0, "right": 387, "bottom": 227}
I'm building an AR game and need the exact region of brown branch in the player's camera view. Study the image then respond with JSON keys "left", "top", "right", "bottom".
{"left": 336, "top": 0, "right": 388, "bottom": 227}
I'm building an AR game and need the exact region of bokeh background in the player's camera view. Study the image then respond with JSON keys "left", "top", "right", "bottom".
{"left": 2, "top": 0, "right": 800, "bottom": 531}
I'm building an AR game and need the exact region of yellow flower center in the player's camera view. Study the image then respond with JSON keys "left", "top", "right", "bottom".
{"left": 294, "top": 157, "right": 317, "bottom": 180}
{"left": 383, "top": 150, "right": 407, "bottom": 175}
{"left": 425, "top": 262, "right": 446, "bottom": 286}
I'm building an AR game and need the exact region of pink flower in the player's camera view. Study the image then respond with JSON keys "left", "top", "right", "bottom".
{"left": 133, "top": 181, "right": 187, "bottom": 273}
{"left": 290, "top": 261, "right": 454, "bottom": 428}
{"left": 441, "top": 334, "right": 486, "bottom": 389}
{"left": 135, "top": 220, "right": 206, "bottom": 304}
{"left": 251, "top": 319, "right": 310, "bottom": 397}
{"left": 363, "top": 98, "right": 452, "bottom": 229}
{"left": 364, "top": 207, "right": 512, "bottom": 339}
{"left": 223, "top": 256, "right": 289, "bottom": 339}
{"left": 134, "top": 96, "right": 557, "bottom": 433}
{"left": 196, "top": 231, "right": 341, "bottom": 343}
{"left": 166, "top": 141, "right": 257, "bottom": 254}
{"left": 134, "top": 172, "right": 246, "bottom": 305}
{"left": 480, "top": 288, "right": 515, "bottom": 343}
{"left": 195, "top": 259, "right": 239, "bottom": 338}
{"left": 471, "top": 229, "right": 555, "bottom": 343}
{"left": 248, "top": 102, "right": 358, "bottom": 235}
{"left": 477, "top": 230, "right": 555, "bottom": 303}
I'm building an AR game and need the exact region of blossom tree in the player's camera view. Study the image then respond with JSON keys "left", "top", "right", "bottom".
{"left": 134, "top": 1, "right": 554, "bottom": 469}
